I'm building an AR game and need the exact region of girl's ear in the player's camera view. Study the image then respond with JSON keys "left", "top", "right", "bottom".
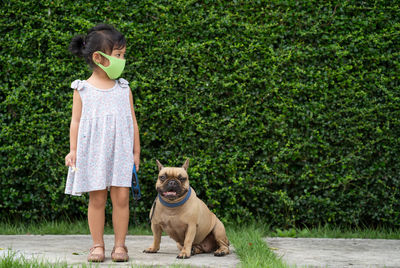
{"left": 92, "top": 52, "right": 101, "bottom": 65}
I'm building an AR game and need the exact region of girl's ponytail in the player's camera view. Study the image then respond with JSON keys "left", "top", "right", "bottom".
{"left": 68, "top": 34, "right": 85, "bottom": 57}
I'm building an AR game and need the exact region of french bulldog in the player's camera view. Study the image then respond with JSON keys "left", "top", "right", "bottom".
{"left": 143, "top": 159, "right": 230, "bottom": 259}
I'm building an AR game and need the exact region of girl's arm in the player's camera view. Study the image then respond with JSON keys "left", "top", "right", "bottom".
{"left": 65, "top": 90, "right": 82, "bottom": 167}
{"left": 129, "top": 90, "right": 141, "bottom": 171}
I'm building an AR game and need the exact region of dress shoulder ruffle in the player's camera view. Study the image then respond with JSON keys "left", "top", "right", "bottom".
{"left": 70, "top": 80, "right": 85, "bottom": 91}
{"left": 118, "top": 78, "right": 129, "bottom": 88}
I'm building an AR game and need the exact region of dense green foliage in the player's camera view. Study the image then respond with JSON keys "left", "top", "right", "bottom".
{"left": 1, "top": 0, "right": 399, "bottom": 227}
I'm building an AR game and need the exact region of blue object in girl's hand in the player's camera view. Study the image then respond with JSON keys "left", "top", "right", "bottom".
{"left": 131, "top": 164, "right": 141, "bottom": 201}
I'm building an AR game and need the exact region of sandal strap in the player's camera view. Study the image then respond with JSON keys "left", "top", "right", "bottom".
{"left": 112, "top": 245, "right": 128, "bottom": 253}
{"left": 90, "top": 244, "right": 105, "bottom": 253}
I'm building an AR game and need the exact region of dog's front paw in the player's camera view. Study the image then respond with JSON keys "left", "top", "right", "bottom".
{"left": 143, "top": 247, "right": 159, "bottom": 253}
{"left": 177, "top": 249, "right": 191, "bottom": 259}
{"left": 214, "top": 247, "right": 229, "bottom": 257}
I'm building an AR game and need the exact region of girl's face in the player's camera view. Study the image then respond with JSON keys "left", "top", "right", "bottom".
{"left": 94, "top": 46, "right": 126, "bottom": 67}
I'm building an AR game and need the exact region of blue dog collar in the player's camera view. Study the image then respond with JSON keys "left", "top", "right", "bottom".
{"left": 158, "top": 187, "right": 192, "bottom": 208}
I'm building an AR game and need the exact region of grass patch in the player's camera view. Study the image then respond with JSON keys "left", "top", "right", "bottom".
{"left": 0, "top": 220, "right": 89, "bottom": 235}
{"left": 0, "top": 219, "right": 152, "bottom": 235}
{"left": 2, "top": 219, "right": 398, "bottom": 239}
{"left": 227, "top": 223, "right": 288, "bottom": 268}
{"left": 0, "top": 250, "right": 68, "bottom": 268}
{"left": 269, "top": 225, "right": 400, "bottom": 239}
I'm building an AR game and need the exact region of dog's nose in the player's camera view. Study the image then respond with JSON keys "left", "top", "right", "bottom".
{"left": 168, "top": 180, "right": 178, "bottom": 188}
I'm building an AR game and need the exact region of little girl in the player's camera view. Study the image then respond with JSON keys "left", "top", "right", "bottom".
{"left": 64, "top": 23, "right": 140, "bottom": 263}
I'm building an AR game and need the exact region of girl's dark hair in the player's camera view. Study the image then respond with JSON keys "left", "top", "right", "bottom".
{"left": 68, "top": 23, "right": 126, "bottom": 67}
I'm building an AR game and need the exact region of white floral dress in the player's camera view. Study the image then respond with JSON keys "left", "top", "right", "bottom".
{"left": 65, "top": 78, "right": 134, "bottom": 196}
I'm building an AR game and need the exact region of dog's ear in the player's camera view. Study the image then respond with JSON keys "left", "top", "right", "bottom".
{"left": 182, "top": 158, "right": 190, "bottom": 171}
{"left": 156, "top": 160, "right": 164, "bottom": 171}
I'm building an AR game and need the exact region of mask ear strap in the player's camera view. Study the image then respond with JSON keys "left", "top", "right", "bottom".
{"left": 94, "top": 51, "right": 109, "bottom": 68}
{"left": 96, "top": 51, "right": 111, "bottom": 60}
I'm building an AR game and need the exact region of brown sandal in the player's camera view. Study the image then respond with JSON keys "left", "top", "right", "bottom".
{"left": 87, "top": 244, "right": 105, "bottom": 262}
{"left": 111, "top": 245, "right": 129, "bottom": 262}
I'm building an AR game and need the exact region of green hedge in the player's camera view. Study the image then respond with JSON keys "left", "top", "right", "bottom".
{"left": 1, "top": 0, "right": 399, "bottom": 227}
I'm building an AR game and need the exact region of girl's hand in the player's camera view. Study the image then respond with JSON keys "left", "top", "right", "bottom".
{"left": 134, "top": 154, "right": 140, "bottom": 172}
{"left": 65, "top": 151, "right": 76, "bottom": 167}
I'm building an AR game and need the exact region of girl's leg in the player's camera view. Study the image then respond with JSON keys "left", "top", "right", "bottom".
{"left": 88, "top": 189, "right": 108, "bottom": 254}
{"left": 110, "top": 186, "right": 130, "bottom": 254}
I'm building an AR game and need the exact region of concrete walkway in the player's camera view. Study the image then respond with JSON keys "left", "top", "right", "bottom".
{"left": 0, "top": 235, "right": 239, "bottom": 267}
{"left": 266, "top": 237, "right": 400, "bottom": 268}
{"left": 2, "top": 235, "right": 400, "bottom": 267}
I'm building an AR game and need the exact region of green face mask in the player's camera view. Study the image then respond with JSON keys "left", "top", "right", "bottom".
{"left": 95, "top": 51, "right": 126, "bottom": 79}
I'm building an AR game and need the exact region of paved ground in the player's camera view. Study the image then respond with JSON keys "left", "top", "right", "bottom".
{"left": 2, "top": 235, "right": 400, "bottom": 267}
{"left": 0, "top": 235, "right": 239, "bottom": 267}
{"left": 266, "top": 237, "right": 400, "bottom": 268}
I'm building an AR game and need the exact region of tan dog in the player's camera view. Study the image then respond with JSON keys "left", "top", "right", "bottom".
{"left": 144, "top": 159, "right": 230, "bottom": 259}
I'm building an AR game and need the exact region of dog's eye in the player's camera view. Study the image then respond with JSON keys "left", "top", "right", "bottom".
{"left": 178, "top": 175, "right": 186, "bottom": 182}
{"left": 160, "top": 175, "right": 166, "bottom": 181}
